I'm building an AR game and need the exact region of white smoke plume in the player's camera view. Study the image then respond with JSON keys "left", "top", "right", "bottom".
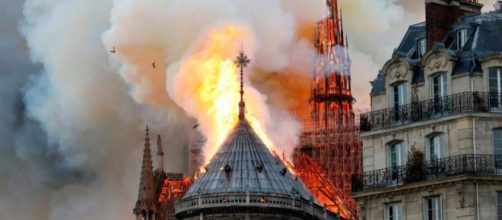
{"left": 0, "top": 0, "right": 496, "bottom": 219}
{"left": 102, "top": 0, "right": 327, "bottom": 161}
{"left": 5, "top": 0, "right": 326, "bottom": 219}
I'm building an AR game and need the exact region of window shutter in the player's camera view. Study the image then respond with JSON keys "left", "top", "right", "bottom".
{"left": 423, "top": 198, "right": 429, "bottom": 220}
{"left": 439, "top": 135, "right": 446, "bottom": 159}
{"left": 397, "top": 203, "right": 403, "bottom": 220}
{"left": 396, "top": 143, "right": 402, "bottom": 166}
{"left": 438, "top": 196, "right": 443, "bottom": 220}
{"left": 402, "top": 83, "right": 408, "bottom": 105}
{"left": 426, "top": 138, "right": 431, "bottom": 161}
{"left": 494, "top": 129, "right": 502, "bottom": 155}
{"left": 442, "top": 74, "right": 447, "bottom": 97}
{"left": 387, "top": 146, "right": 391, "bottom": 168}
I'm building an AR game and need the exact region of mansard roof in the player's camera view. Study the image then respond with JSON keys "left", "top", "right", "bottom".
{"left": 370, "top": 10, "right": 502, "bottom": 95}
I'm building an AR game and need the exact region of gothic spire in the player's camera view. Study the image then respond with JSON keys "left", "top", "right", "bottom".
{"left": 134, "top": 125, "right": 156, "bottom": 217}
{"left": 234, "top": 47, "right": 251, "bottom": 120}
{"left": 156, "top": 135, "right": 164, "bottom": 173}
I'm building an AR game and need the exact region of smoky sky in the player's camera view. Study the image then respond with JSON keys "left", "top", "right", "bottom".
{"left": 0, "top": 0, "right": 498, "bottom": 219}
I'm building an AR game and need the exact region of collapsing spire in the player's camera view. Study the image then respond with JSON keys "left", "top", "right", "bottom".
{"left": 233, "top": 48, "right": 251, "bottom": 120}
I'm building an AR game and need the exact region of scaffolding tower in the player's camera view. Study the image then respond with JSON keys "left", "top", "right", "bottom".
{"left": 294, "top": 0, "right": 362, "bottom": 219}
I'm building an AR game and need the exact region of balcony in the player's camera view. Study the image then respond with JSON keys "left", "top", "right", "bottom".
{"left": 360, "top": 92, "right": 502, "bottom": 132}
{"left": 352, "top": 154, "right": 502, "bottom": 193}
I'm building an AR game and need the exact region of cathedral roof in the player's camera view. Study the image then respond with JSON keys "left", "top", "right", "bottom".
{"left": 175, "top": 118, "right": 339, "bottom": 219}
{"left": 175, "top": 49, "right": 340, "bottom": 220}
{"left": 183, "top": 118, "right": 311, "bottom": 198}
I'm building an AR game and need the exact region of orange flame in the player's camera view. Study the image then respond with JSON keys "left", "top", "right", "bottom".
{"left": 171, "top": 25, "right": 275, "bottom": 164}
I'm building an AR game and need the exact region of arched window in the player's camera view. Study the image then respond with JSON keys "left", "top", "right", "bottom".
{"left": 426, "top": 133, "right": 445, "bottom": 161}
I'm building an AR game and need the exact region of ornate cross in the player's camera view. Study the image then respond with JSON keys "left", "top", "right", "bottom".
{"left": 234, "top": 48, "right": 252, "bottom": 120}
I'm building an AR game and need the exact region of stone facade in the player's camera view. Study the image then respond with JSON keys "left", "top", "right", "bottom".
{"left": 356, "top": 1, "right": 502, "bottom": 219}
{"left": 358, "top": 179, "right": 502, "bottom": 220}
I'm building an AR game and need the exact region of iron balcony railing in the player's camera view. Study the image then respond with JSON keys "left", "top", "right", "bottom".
{"left": 360, "top": 92, "right": 502, "bottom": 132}
{"left": 352, "top": 154, "right": 502, "bottom": 193}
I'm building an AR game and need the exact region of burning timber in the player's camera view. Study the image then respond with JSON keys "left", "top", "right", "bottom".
{"left": 133, "top": 1, "right": 361, "bottom": 219}
{"left": 294, "top": 0, "right": 362, "bottom": 219}
{"left": 174, "top": 49, "right": 342, "bottom": 220}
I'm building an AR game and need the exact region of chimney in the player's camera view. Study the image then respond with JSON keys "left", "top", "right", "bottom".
{"left": 496, "top": 0, "right": 502, "bottom": 10}
{"left": 425, "top": 0, "right": 483, "bottom": 50}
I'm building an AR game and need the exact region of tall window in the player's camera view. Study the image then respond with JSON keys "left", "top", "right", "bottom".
{"left": 431, "top": 73, "right": 448, "bottom": 114}
{"left": 495, "top": 129, "right": 502, "bottom": 174}
{"left": 427, "top": 134, "right": 445, "bottom": 161}
{"left": 387, "top": 142, "right": 404, "bottom": 168}
{"left": 495, "top": 129, "right": 502, "bottom": 155}
{"left": 457, "top": 29, "right": 468, "bottom": 49}
{"left": 431, "top": 73, "right": 447, "bottom": 99}
{"left": 418, "top": 38, "right": 427, "bottom": 58}
{"left": 385, "top": 202, "right": 403, "bottom": 220}
{"left": 423, "top": 196, "right": 442, "bottom": 220}
{"left": 489, "top": 67, "right": 502, "bottom": 109}
{"left": 392, "top": 82, "right": 408, "bottom": 108}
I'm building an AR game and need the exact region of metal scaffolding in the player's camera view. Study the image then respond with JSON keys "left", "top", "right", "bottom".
{"left": 294, "top": 0, "right": 362, "bottom": 219}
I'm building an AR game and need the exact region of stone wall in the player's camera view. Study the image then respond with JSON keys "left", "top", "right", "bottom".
{"left": 358, "top": 181, "right": 501, "bottom": 220}
{"left": 361, "top": 115, "right": 502, "bottom": 171}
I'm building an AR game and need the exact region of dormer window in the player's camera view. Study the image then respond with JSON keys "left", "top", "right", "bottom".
{"left": 417, "top": 38, "right": 427, "bottom": 58}
{"left": 456, "top": 29, "right": 468, "bottom": 49}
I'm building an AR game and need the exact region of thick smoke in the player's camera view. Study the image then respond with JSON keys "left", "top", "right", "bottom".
{"left": 0, "top": 0, "right": 496, "bottom": 219}
{"left": 102, "top": 0, "right": 327, "bottom": 161}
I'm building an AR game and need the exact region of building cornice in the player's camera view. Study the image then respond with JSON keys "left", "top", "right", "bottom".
{"left": 361, "top": 112, "right": 502, "bottom": 138}
{"left": 352, "top": 175, "right": 502, "bottom": 200}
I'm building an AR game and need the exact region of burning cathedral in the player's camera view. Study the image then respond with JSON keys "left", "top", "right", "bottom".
{"left": 133, "top": 0, "right": 360, "bottom": 219}
{"left": 134, "top": 49, "right": 342, "bottom": 220}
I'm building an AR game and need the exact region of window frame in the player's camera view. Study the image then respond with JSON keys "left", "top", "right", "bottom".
{"left": 489, "top": 67, "right": 502, "bottom": 110}
{"left": 417, "top": 38, "right": 427, "bottom": 58}
{"left": 391, "top": 81, "right": 409, "bottom": 108}
{"left": 456, "top": 29, "right": 468, "bottom": 49}
{"left": 423, "top": 195, "right": 443, "bottom": 220}
{"left": 426, "top": 133, "right": 446, "bottom": 161}
{"left": 384, "top": 202, "right": 403, "bottom": 220}
{"left": 497, "top": 191, "right": 502, "bottom": 220}
{"left": 494, "top": 128, "right": 502, "bottom": 156}
{"left": 494, "top": 129, "right": 502, "bottom": 174}
{"left": 387, "top": 141, "right": 405, "bottom": 168}
{"left": 430, "top": 72, "right": 448, "bottom": 99}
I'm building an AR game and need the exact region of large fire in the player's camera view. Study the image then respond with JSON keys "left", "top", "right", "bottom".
{"left": 171, "top": 25, "right": 275, "bottom": 164}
